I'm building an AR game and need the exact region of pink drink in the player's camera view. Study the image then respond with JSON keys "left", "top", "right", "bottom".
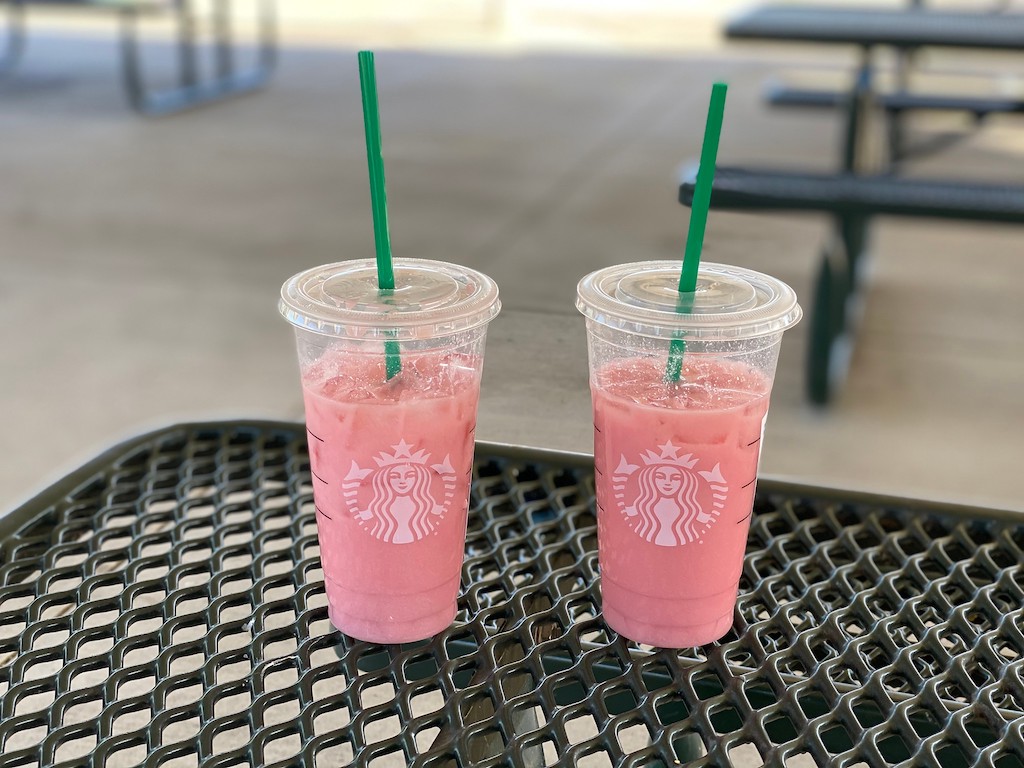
{"left": 578, "top": 261, "right": 800, "bottom": 648}
{"left": 302, "top": 350, "right": 480, "bottom": 643}
{"left": 592, "top": 356, "right": 770, "bottom": 647}
{"left": 281, "top": 258, "right": 500, "bottom": 644}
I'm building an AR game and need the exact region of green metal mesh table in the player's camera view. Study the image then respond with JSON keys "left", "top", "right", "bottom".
{"left": 1, "top": 421, "right": 1023, "bottom": 767}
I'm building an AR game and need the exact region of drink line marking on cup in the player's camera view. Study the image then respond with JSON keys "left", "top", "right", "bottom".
{"left": 315, "top": 505, "right": 333, "bottom": 521}
{"left": 595, "top": 466, "right": 604, "bottom": 477}
{"left": 311, "top": 469, "right": 329, "bottom": 485}
{"left": 594, "top": 424, "right": 602, "bottom": 434}
{"left": 741, "top": 477, "right": 756, "bottom": 489}
{"left": 737, "top": 510, "right": 752, "bottom": 524}
{"left": 747, "top": 437, "right": 761, "bottom": 447}
{"left": 306, "top": 428, "right": 325, "bottom": 443}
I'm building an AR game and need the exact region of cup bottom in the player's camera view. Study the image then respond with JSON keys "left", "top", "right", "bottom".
{"left": 601, "top": 578, "right": 738, "bottom": 648}
{"left": 324, "top": 575, "right": 459, "bottom": 644}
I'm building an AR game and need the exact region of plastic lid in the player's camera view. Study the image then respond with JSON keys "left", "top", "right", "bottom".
{"left": 576, "top": 261, "right": 801, "bottom": 340}
{"left": 279, "top": 259, "right": 500, "bottom": 340}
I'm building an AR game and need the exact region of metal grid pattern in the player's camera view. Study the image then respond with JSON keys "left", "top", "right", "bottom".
{"left": 1, "top": 421, "right": 1023, "bottom": 767}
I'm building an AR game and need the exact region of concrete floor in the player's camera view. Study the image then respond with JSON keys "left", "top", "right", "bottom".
{"left": 1, "top": 30, "right": 1023, "bottom": 519}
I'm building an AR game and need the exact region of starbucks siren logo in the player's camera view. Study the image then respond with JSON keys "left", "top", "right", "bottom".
{"left": 342, "top": 440, "right": 457, "bottom": 544}
{"left": 611, "top": 441, "right": 728, "bottom": 547}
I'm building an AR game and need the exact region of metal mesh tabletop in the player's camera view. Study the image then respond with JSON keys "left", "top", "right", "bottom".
{"left": 2, "top": 421, "right": 1023, "bottom": 767}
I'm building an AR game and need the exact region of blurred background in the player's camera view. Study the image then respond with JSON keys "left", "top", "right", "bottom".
{"left": 1, "top": 0, "right": 1022, "bottom": 513}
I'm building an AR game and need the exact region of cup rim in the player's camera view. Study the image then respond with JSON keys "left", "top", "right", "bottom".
{"left": 576, "top": 261, "right": 802, "bottom": 340}
{"left": 280, "top": 258, "right": 501, "bottom": 340}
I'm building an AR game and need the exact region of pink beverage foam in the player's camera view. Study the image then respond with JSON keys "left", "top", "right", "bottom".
{"left": 592, "top": 356, "right": 771, "bottom": 647}
{"left": 302, "top": 349, "right": 480, "bottom": 643}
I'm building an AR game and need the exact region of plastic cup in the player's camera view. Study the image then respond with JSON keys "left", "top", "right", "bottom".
{"left": 280, "top": 258, "right": 500, "bottom": 643}
{"left": 576, "top": 261, "right": 801, "bottom": 647}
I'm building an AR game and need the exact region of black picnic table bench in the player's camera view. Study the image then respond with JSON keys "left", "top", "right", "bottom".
{"left": 681, "top": 167, "right": 1024, "bottom": 224}
{"left": 678, "top": 3, "right": 1024, "bottom": 406}
{"left": 1, "top": 0, "right": 276, "bottom": 115}
{"left": 680, "top": 166, "right": 1024, "bottom": 405}
{"left": 726, "top": 3, "right": 1024, "bottom": 164}
{"left": 726, "top": 4, "right": 1024, "bottom": 50}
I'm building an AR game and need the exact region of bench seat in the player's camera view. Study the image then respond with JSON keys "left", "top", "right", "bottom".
{"left": 679, "top": 166, "right": 1024, "bottom": 224}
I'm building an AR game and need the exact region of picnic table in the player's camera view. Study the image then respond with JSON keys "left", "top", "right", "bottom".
{"left": 726, "top": 3, "right": 1024, "bottom": 163}
{"left": 0, "top": 0, "right": 276, "bottom": 114}
{"left": 2, "top": 420, "right": 1023, "bottom": 766}
{"left": 679, "top": 3, "right": 1024, "bottom": 405}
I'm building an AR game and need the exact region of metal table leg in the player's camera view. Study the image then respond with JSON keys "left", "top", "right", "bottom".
{"left": 119, "top": 0, "right": 276, "bottom": 116}
{"left": 807, "top": 233, "right": 853, "bottom": 406}
{"left": 840, "top": 51, "right": 874, "bottom": 175}
{"left": 0, "top": 0, "right": 25, "bottom": 78}
{"left": 807, "top": 53, "right": 874, "bottom": 405}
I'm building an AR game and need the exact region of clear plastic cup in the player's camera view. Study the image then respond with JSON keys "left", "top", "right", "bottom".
{"left": 280, "top": 259, "right": 500, "bottom": 643}
{"left": 576, "top": 261, "right": 801, "bottom": 647}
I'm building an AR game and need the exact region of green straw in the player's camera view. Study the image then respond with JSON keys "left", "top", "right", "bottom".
{"left": 358, "top": 50, "right": 401, "bottom": 380}
{"left": 665, "top": 82, "right": 729, "bottom": 383}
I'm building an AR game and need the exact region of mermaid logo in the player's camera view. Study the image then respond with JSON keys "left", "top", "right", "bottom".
{"left": 342, "top": 440, "right": 457, "bottom": 544}
{"left": 611, "top": 441, "right": 728, "bottom": 547}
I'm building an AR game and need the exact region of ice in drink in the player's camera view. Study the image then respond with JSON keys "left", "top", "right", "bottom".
{"left": 577, "top": 261, "right": 801, "bottom": 647}
{"left": 592, "top": 356, "right": 770, "bottom": 647}
{"left": 280, "top": 259, "right": 500, "bottom": 643}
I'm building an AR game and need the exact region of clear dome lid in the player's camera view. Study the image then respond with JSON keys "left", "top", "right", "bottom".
{"left": 576, "top": 261, "right": 801, "bottom": 340}
{"left": 280, "top": 259, "right": 500, "bottom": 340}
